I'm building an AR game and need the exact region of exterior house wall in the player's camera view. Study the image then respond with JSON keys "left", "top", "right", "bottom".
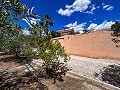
{"left": 54, "top": 30, "right": 120, "bottom": 60}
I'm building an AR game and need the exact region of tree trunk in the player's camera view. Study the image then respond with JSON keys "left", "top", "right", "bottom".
{"left": 15, "top": 52, "right": 20, "bottom": 59}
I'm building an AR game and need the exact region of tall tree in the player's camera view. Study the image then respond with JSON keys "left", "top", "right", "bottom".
{"left": 25, "top": 21, "right": 70, "bottom": 81}
{"left": 0, "top": 0, "right": 28, "bottom": 57}
{"left": 0, "top": 22, "right": 24, "bottom": 56}
{"left": 0, "top": 0, "right": 69, "bottom": 82}
{"left": 40, "top": 14, "right": 54, "bottom": 34}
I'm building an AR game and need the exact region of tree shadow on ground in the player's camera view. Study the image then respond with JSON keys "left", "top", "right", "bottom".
{"left": 0, "top": 55, "right": 28, "bottom": 64}
{"left": 0, "top": 70, "right": 48, "bottom": 90}
{"left": 96, "top": 64, "right": 120, "bottom": 88}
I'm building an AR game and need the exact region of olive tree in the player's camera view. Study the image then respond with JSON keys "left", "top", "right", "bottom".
{"left": 0, "top": 0, "right": 70, "bottom": 82}
{"left": 0, "top": 0, "right": 37, "bottom": 57}
{"left": 22, "top": 17, "right": 70, "bottom": 82}
{"left": 0, "top": 22, "right": 24, "bottom": 56}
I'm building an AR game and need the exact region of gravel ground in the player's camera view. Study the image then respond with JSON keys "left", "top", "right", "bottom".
{"left": 1, "top": 54, "right": 119, "bottom": 89}
{"left": 0, "top": 55, "right": 106, "bottom": 90}
{"left": 33, "top": 55, "right": 120, "bottom": 81}
{"left": 66, "top": 55, "right": 120, "bottom": 80}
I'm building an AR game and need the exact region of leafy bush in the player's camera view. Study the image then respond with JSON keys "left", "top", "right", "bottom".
{"left": 21, "top": 15, "right": 70, "bottom": 82}
{"left": 111, "top": 22, "right": 120, "bottom": 47}
{"left": 42, "top": 62, "right": 70, "bottom": 83}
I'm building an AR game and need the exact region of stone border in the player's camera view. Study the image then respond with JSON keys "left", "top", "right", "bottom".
{"left": 67, "top": 71, "right": 120, "bottom": 90}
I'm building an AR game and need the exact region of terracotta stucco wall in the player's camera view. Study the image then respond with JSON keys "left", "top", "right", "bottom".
{"left": 57, "top": 30, "right": 120, "bottom": 60}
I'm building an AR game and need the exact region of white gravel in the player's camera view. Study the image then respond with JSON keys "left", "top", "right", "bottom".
{"left": 66, "top": 55, "right": 120, "bottom": 80}
{"left": 32, "top": 55, "right": 120, "bottom": 81}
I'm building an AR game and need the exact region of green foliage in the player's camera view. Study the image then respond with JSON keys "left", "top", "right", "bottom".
{"left": 23, "top": 21, "right": 69, "bottom": 63}
{"left": 0, "top": 22, "right": 24, "bottom": 55}
{"left": 50, "top": 30, "right": 61, "bottom": 38}
{"left": 111, "top": 22, "right": 120, "bottom": 37}
{"left": 0, "top": 0, "right": 69, "bottom": 82}
{"left": 83, "top": 30, "right": 89, "bottom": 34}
{"left": 0, "top": 0, "right": 27, "bottom": 54}
{"left": 42, "top": 62, "right": 69, "bottom": 83}
{"left": 22, "top": 17, "right": 70, "bottom": 81}
{"left": 0, "top": 0, "right": 35, "bottom": 57}
{"left": 40, "top": 14, "right": 54, "bottom": 34}
{"left": 111, "top": 22, "right": 120, "bottom": 47}
{"left": 0, "top": 0, "right": 28, "bottom": 21}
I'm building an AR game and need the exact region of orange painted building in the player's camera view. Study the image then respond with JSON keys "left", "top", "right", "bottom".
{"left": 53, "top": 30, "right": 120, "bottom": 60}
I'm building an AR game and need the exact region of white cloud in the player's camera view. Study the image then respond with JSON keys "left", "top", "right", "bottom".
{"left": 103, "top": 5, "right": 110, "bottom": 9}
{"left": 89, "top": 19, "right": 96, "bottom": 23}
{"left": 65, "top": 21, "right": 86, "bottom": 32}
{"left": 97, "top": 6, "right": 100, "bottom": 8}
{"left": 58, "top": 0, "right": 91, "bottom": 16}
{"left": 22, "top": 18, "right": 31, "bottom": 26}
{"left": 87, "top": 20, "right": 115, "bottom": 31}
{"left": 58, "top": 8, "right": 73, "bottom": 16}
{"left": 87, "top": 23, "right": 98, "bottom": 30}
{"left": 85, "top": 5, "right": 96, "bottom": 14}
{"left": 23, "top": 7, "right": 41, "bottom": 26}
{"left": 95, "top": 20, "right": 114, "bottom": 30}
{"left": 30, "top": 18, "right": 40, "bottom": 24}
{"left": 106, "top": 6, "right": 113, "bottom": 11}
{"left": 23, "top": 30, "right": 30, "bottom": 35}
{"left": 22, "top": 18, "right": 40, "bottom": 26}
{"left": 102, "top": 3, "right": 105, "bottom": 6}
{"left": 89, "top": 20, "right": 92, "bottom": 22}
{"left": 102, "top": 4, "right": 113, "bottom": 11}
{"left": 65, "top": 20, "right": 114, "bottom": 33}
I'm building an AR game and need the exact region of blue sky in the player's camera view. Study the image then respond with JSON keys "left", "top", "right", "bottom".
{"left": 19, "top": 0, "right": 120, "bottom": 33}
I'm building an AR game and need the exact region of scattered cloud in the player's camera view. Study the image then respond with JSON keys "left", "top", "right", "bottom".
{"left": 65, "top": 20, "right": 114, "bottom": 33}
{"left": 87, "top": 20, "right": 115, "bottom": 31}
{"left": 23, "top": 30, "right": 30, "bottom": 35}
{"left": 106, "top": 6, "right": 114, "bottom": 11}
{"left": 102, "top": 4, "right": 113, "bottom": 11}
{"left": 89, "top": 19, "right": 96, "bottom": 23}
{"left": 85, "top": 4, "right": 96, "bottom": 14}
{"left": 103, "top": 5, "right": 110, "bottom": 9}
{"left": 30, "top": 18, "right": 40, "bottom": 24}
{"left": 97, "top": 6, "right": 100, "bottom": 8}
{"left": 22, "top": 18, "right": 40, "bottom": 27}
{"left": 65, "top": 21, "right": 86, "bottom": 32}
{"left": 102, "top": 3, "right": 105, "bottom": 6}
{"left": 23, "top": 7, "right": 41, "bottom": 26}
{"left": 58, "top": 9, "right": 73, "bottom": 16}
{"left": 87, "top": 23, "right": 97, "bottom": 30}
{"left": 22, "top": 18, "right": 31, "bottom": 26}
{"left": 58, "top": 0, "right": 91, "bottom": 16}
